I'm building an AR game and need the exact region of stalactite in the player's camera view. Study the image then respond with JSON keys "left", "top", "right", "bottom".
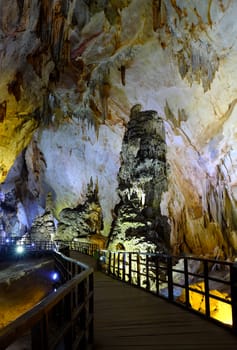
{"left": 49, "top": 67, "right": 60, "bottom": 84}
{"left": 0, "top": 101, "right": 7, "bottom": 123}
{"left": 36, "top": 1, "right": 51, "bottom": 43}
{"left": 61, "top": 38, "right": 71, "bottom": 66}
{"left": 104, "top": 2, "right": 120, "bottom": 27}
{"left": 178, "top": 108, "right": 188, "bottom": 125}
{"left": 35, "top": 0, "right": 70, "bottom": 65}
{"left": 89, "top": 98, "right": 101, "bottom": 119}
{"left": 32, "top": 140, "right": 47, "bottom": 182}
{"left": 119, "top": 65, "right": 126, "bottom": 86}
{"left": 164, "top": 101, "right": 179, "bottom": 128}
{"left": 152, "top": 0, "right": 168, "bottom": 32}
{"left": 51, "top": 0, "right": 65, "bottom": 63}
{"left": 208, "top": 0, "right": 213, "bottom": 27}
{"left": 17, "top": 0, "right": 25, "bottom": 22}
{"left": 7, "top": 71, "right": 23, "bottom": 102}
{"left": 27, "top": 48, "right": 45, "bottom": 78}
{"left": 152, "top": 0, "right": 160, "bottom": 32}
{"left": 99, "top": 81, "right": 111, "bottom": 122}
{"left": 170, "top": 0, "right": 182, "bottom": 20}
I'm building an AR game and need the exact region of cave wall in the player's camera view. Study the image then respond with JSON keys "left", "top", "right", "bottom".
{"left": 1, "top": 1, "right": 237, "bottom": 257}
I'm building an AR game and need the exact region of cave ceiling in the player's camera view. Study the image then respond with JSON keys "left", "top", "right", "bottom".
{"left": 1, "top": 0, "right": 237, "bottom": 257}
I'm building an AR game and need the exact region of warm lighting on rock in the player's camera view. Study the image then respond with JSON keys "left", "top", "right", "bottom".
{"left": 178, "top": 281, "right": 232, "bottom": 326}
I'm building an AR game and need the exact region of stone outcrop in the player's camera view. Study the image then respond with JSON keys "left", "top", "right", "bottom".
{"left": 29, "top": 210, "right": 56, "bottom": 241}
{"left": 0, "top": 188, "right": 29, "bottom": 239}
{"left": 56, "top": 183, "right": 104, "bottom": 242}
{"left": 108, "top": 107, "right": 170, "bottom": 253}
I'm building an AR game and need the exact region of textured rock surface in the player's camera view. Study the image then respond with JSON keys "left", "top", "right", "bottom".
{"left": 108, "top": 107, "right": 170, "bottom": 252}
{"left": 29, "top": 210, "right": 56, "bottom": 241}
{"left": 56, "top": 182, "right": 103, "bottom": 241}
{"left": 1, "top": 1, "right": 237, "bottom": 257}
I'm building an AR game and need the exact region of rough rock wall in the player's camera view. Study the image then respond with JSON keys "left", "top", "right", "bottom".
{"left": 1, "top": 1, "right": 237, "bottom": 258}
{"left": 0, "top": 0, "right": 78, "bottom": 182}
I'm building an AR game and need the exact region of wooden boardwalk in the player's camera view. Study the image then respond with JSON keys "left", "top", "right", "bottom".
{"left": 70, "top": 252, "right": 237, "bottom": 350}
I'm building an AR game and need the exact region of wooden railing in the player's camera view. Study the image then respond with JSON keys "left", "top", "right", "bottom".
{"left": 0, "top": 246, "right": 94, "bottom": 350}
{"left": 98, "top": 250, "right": 237, "bottom": 332}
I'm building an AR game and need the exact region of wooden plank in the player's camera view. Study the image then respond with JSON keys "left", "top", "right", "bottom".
{"left": 93, "top": 272, "right": 237, "bottom": 350}
{"left": 70, "top": 253, "right": 237, "bottom": 349}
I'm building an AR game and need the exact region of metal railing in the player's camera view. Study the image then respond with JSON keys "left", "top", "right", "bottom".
{"left": 98, "top": 250, "right": 237, "bottom": 332}
{"left": 56, "top": 240, "right": 99, "bottom": 257}
{"left": 0, "top": 245, "right": 94, "bottom": 350}
{"left": 3, "top": 238, "right": 235, "bottom": 344}
{"left": 0, "top": 239, "right": 98, "bottom": 257}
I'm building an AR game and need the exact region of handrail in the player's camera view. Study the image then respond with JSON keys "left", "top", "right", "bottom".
{"left": 62, "top": 241, "right": 237, "bottom": 332}
{"left": 0, "top": 239, "right": 99, "bottom": 255}
{"left": 3, "top": 239, "right": 235, "bottom": 342}
{"left": 98, "top": 250, "right": 237, "bottom": 333}
{"left": 0, "top": 246, "right": 94, "bottom": 350}
{"left": 56, "top": 240, "right": 99, "bottom": 256}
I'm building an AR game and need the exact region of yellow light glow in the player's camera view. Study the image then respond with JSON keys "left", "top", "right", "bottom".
{"left": 210, "top": 297, "right": 232, "bottom": 325}
{"left": 178, "top": 281, "right": 232, "bottom": 326}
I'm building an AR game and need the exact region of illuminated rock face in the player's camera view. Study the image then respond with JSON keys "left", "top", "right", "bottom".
{"left": 1, "top": 1, "right": 237, "bottom": 257}
{"left": 108, "top": 108, "right": 170, "bottom": 252}
{"left": 56, "top": 183, "right": 103, "bottom": 242}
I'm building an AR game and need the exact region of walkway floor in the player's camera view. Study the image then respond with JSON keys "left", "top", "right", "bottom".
{"left": 70, "top": 252, "right": 237, "bottom": 350}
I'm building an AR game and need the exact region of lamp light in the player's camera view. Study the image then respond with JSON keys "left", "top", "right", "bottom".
{"left": 52, "top": 272, "right": 59, "bottom": 281}
{"left": 16, "top": 245, "right": 24, "bottom": 254}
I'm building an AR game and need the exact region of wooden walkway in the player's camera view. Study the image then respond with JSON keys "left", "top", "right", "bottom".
{"left": 70, "top": 252, "right": 237, "bottom": 350}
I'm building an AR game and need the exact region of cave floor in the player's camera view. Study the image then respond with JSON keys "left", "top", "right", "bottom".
{"left": 0, "top": 257, "right": 55, "bottom": 329}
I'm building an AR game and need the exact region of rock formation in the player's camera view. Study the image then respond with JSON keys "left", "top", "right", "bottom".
{"left": 1, "top": 1, "right": 237, "bottom": 258}
{"left": 56, "top": 182, "right": 104, "bottom": 243}
{"left": 108, "top": 107, "right": 170, "bottom": 252}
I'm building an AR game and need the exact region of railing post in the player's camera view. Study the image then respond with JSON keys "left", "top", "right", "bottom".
{"left": 167, "top": 256, "right": 173, "bottom": 301}
{"left": 184, "top": 258, "right": 190, "bottom": 308}
{"left": 128, "top": 253, "right": 132, "bottom": 284}
{"left": 137, "top": 253, "right": 141, "bottom": 288}
{"left": 146, "top": 255, "right": 150, "bottom": 291}
{"left": 88, "top": 273, "right": 94, "bottom": 345}
{"left": 122, "top": 253, "right": 126, "bottom": 282}
{"left": 117, "top": 252, "right": 120, "bottom": 278}
{"left": 230, "top": 262, "right": 237, "bottom": 331}
{"left": 31, "top": 315, "right": 49, "bottom": 350}
{"left": 113, "top": 252, "right": 116, "bottom": 276}
{"left": 155, "top": 257, "right": 160, "bottom": 295}
{"left": 108, "top": 251, "right": 111, "bottom": 275}
{"left": 203, "top": 260, "right": 210, "bottom": 318}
